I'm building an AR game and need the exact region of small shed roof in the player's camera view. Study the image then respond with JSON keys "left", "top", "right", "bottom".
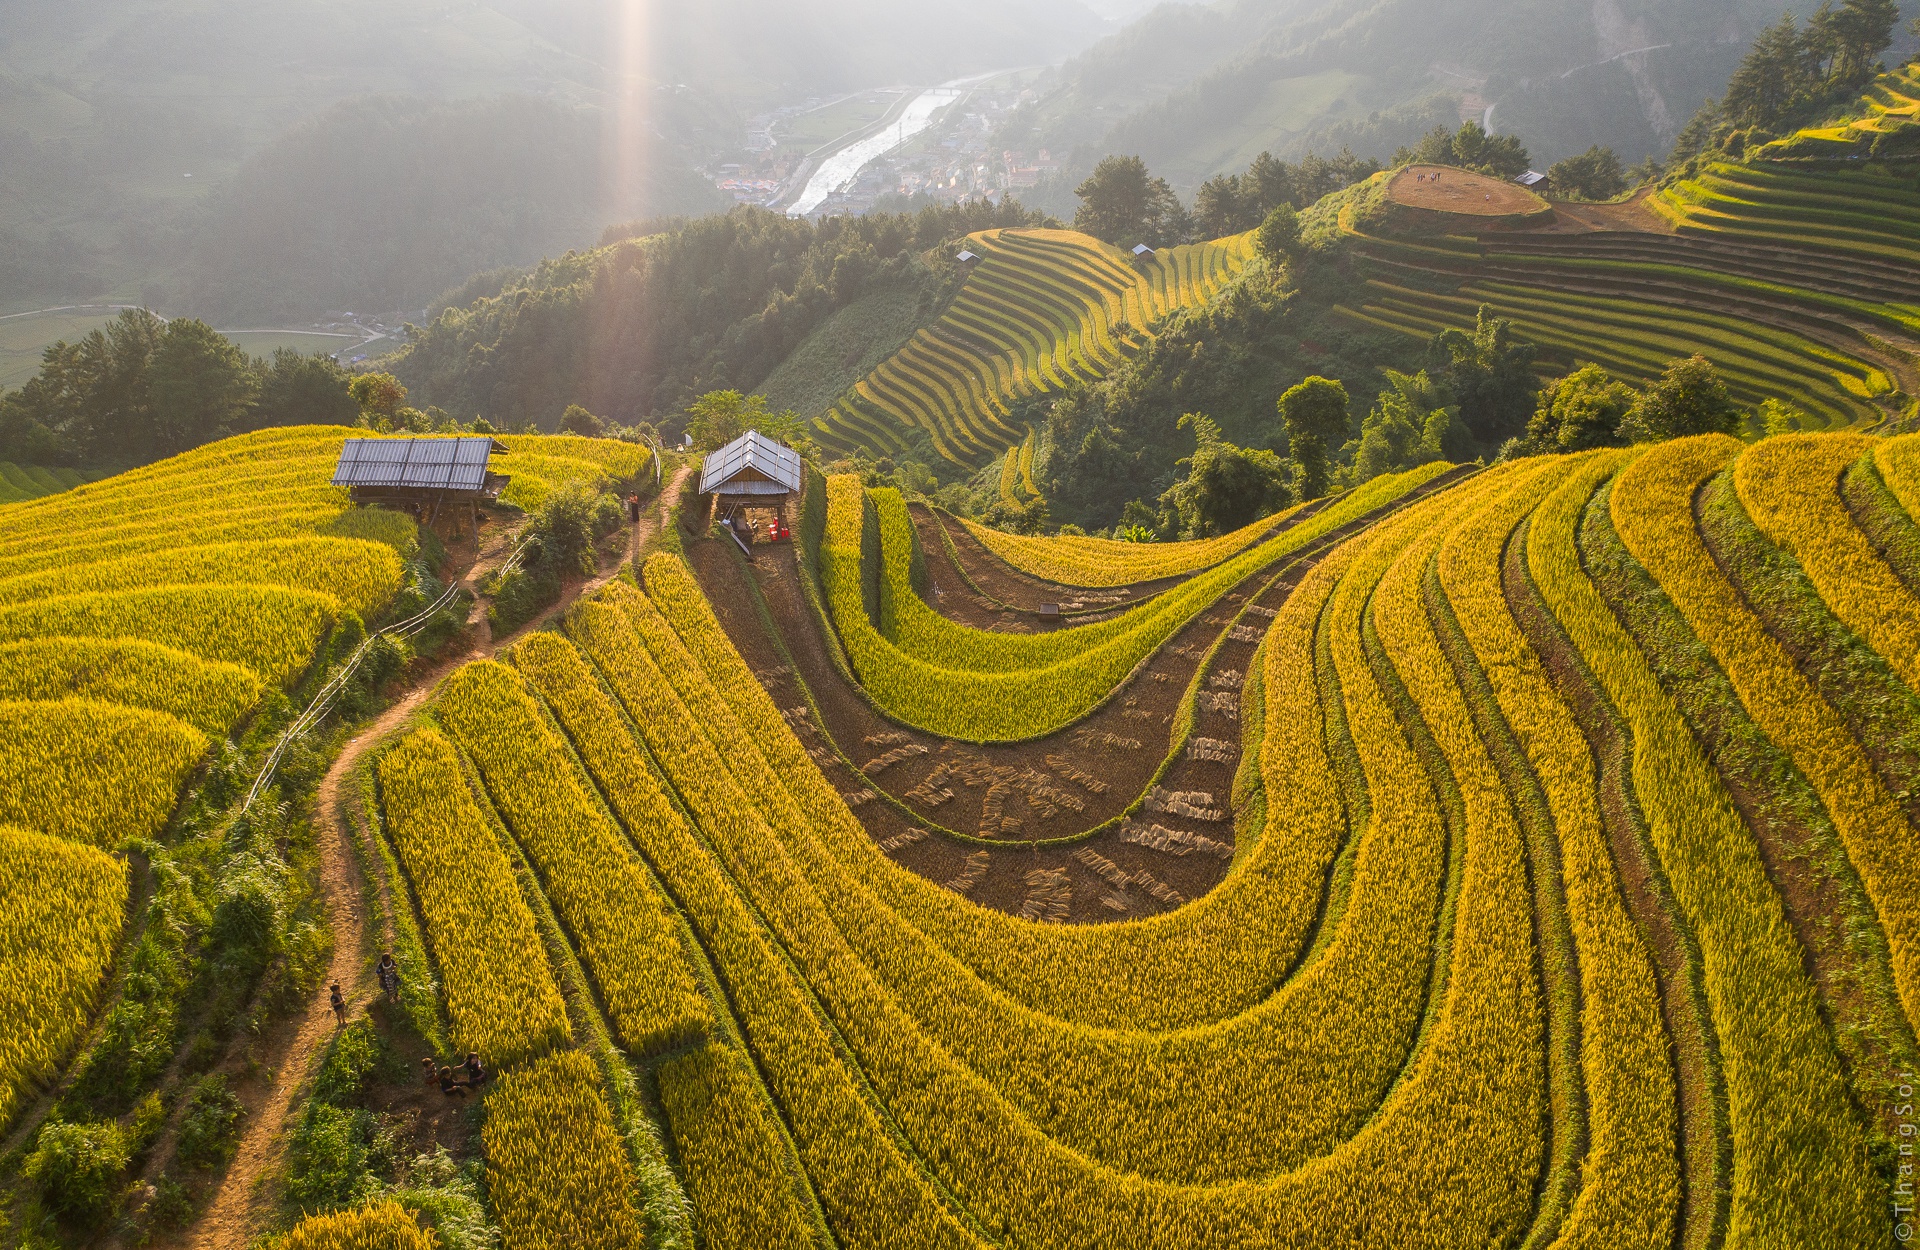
{"left": 332, "top": 436, "right": 508, "bottom": 492}
{"left": 699, "top": 429, "right": 803, "bottom": 496}
{"left": 1514, "top": 170, "right": 1549, "bottom": 189}
{"left": 1132, "top": 244, "right": 1156, "bottom": 257}
{"left": 956, "top": 249, "right": 981, "bottom": 263}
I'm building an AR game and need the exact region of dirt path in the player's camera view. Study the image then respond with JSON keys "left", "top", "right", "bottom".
{"left": 191, "top": 464, "right": 687, "bottom": 1249}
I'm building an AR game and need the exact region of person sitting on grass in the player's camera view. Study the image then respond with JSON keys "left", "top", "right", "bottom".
{"left": 438, "top": 1066, "right": 469, "bottom": 1098}
{"left": 463, "top": 1052, "right": 489, "bottom": 1088}
{"left": 422, "top": 1057, "right": 440, "bottom": 1087}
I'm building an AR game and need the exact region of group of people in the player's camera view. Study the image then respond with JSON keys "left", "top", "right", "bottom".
{"left": 328, "top": 952, "right": 405, "bottom": 1027}
{"left": 424, "top": 1052, "right": 490, "bottom": 1098}
{"left": 322, "top": 953, "right": 494, "bottom": 1105}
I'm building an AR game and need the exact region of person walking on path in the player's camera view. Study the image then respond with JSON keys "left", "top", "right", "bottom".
{"left": 329, "top": 982, "right": 348, "bottom": 1028}
{"left": 377, "top": 952, "right": 401, "bottom": 1004}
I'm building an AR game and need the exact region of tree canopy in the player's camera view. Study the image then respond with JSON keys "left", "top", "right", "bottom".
{"left": 0, "top": 309, "right": 358, "bottom": 467}
{"left": 1618, "top": 355, "right": 1745, "bottom": 443}
{"left": 1424, "top": 305, "right": 1539, "bottom": 449}
{"left": 1073, "top": 156, "right": 1188, "bottom": 249}
{"left": 1394, "top": 121, "right": 1531, "bottom": 179}
{"left": 683, "top": 390, "right": 815, "bottom": 457}
{"left": 1156, "top": 413, "right": 1292, "bottom": 538}
{"left": 1547, "top": 147, "right": 1627, "bottom": 200}
{"left": 1278, "top": 376, "right": 1350, "bottom": 500}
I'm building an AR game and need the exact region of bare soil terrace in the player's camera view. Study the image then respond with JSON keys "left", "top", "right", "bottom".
{"left": 683, "top": 468, "right": 1472, "bottom": 924}
{"left": 1389, "top": 165, "right": 1547, "bottom": 216}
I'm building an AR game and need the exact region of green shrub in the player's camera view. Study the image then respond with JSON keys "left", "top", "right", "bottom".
{"left": 26, "top": 1119, "right": 131, "bottom": 1222}
{"left": 485, "top": 562, "right": 561, "bottom": 637}
{"left": 176, "top": 1074, "right": 245, "bottom": 1170}
{"left": 284, "top": 1103, "right": 379, "bottom": 1210}
{"left": 591, "top": 492, "right": 626, "bottom": 540}
{"left": 314, "top": 1019, "right": 384, "bottom": 1106}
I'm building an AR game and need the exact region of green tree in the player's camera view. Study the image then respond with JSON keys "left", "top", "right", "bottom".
{"left": 1618, "top": 355, "right": 1745, "bottom": 443}
{"left": 1278, "top": 376, "right": 1350, "bottom": 500}
{"left": 349, "top": 373, "right": 407, "bottom": 418}
{"left": 146, "top": 319, "right": 258, "bottom": 459}
{"left": 683, "top": 389, "right": 816, "bottom": 457}
{"left": 1425, "top": 306, "right": 1539, "bottom": 448}
{"left": 1352, "top": 370, "right": 1469, "bottom": 483}
{"left": 559, "top": 404, "right": 605, "bottom": 437}
{"left": 253, "top": 349, "right": 357, "bottom": 430}
{"left": 1073, "top": 155, "right": 1187, "bottom": 248}
{"left": 1401, "top": 121, "right": 1531, "bottom": 178}
{"left": 1254, "top": 205, "right": 1301, "bottom": 267}
{"left": 1525, "top": 364, "right": 1637, "bottom": 453}
{"left": 1194, "top": 174, "right": 1257, "bottom": 237}
{"left": 1547, "top": 147, "right": 1627, "bottom": 201}
{"left": 1156, "top": 414, "right": 1293, "bottom": 538}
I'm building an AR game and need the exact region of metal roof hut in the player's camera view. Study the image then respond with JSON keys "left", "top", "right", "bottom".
{"left": 699, "top": 430, "right": 802, "bottom": 552}
{"left": 332, "top": 435, "right": 510, "bottom": 532}
{"left": 700, "top": 429, "right": 801, "bottom": 500}
{"left": 1514, "top": 170, "right": 1550, "bottom": 192}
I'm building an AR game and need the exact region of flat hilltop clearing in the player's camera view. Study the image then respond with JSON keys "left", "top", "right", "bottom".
{"left": 820, "top": 226, "right": 1255, "bottom": 465}
{"left": 1337, "top": 161, "right": 1919, "bottom": 429}
{"left": 1387, "top": 164, "right": 1549, "bottom": 215}
{"left": 203, "top": 428, "right": 1920, "bottom": 1247}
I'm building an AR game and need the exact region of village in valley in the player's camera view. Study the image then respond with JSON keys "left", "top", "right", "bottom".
{"left": 708, "top": 72, "right": 1059, "bottom": 215}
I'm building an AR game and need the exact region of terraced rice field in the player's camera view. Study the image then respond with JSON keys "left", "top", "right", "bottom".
{"left": 820, "top": 228, "right": 1255, "bottom": 464}
{"left": 354, "top": 432, "right": 1920, "bottom": 1246}
{"left": 1339, "top": 160, "right": 1920, "bottom": 429}
{"left": 1755, "top": 62, "right": 1920, "bottom": 158}
{"left": 0, "top": 425, "right": 646, "bottom": 1141}
{"left": 0, "top": 461, "right": 103, "bottom": 504}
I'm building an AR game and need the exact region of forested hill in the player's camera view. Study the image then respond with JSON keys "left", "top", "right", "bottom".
{"left": 386, "top": 201, "right": 1058, "bottom": 432}
{"left": 1007, "top": 0, "right": 1910, "bottom": 209}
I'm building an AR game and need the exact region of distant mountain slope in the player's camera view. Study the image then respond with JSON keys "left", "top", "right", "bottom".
{"left": 1012, "top": 0, "right": 1830, "bottom": 204}
{"left": 0, "top": 0, "right": 1106, "bottom": 314}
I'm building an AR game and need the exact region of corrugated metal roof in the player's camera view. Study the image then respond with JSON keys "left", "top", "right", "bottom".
{"left": 699, "top": 430, "right": 802, "bottom": 495}
{"left": 332, "top": 437, "right": 508, "bottom": 491}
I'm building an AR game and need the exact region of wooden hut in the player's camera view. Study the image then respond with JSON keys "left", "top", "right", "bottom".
{"left": 332, "top": 435, "right": 510, "bottom": 531}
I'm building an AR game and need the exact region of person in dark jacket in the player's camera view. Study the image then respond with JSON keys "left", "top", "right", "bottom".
{"left": 463, "top": 1052, "right": 489, "bottom": 1087}
{"left": 377, "top": 952, "right": 401, "bottom": 1004}
{"left": 438, "top": 1066, "right": 469, "bottom": 1098}
{"left": 329, "top": 982, "right": 347, "bottom": 1027}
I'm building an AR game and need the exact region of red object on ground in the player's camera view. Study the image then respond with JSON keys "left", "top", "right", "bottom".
{"left": 766, "top": 515, "right": 790, "bottom": 541}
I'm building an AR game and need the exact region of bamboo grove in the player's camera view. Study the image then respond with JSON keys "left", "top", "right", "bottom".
{"left": 336, "top": 430, "right": 1920, "bottom": 1247}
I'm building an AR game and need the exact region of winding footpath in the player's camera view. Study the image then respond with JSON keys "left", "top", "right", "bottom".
{"left": 191, "top": 466, "right": 689, "bottom": 1249}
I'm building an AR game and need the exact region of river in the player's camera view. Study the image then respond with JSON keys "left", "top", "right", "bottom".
{"left": 786, "top": 86, "right": 964, "bottom": 217}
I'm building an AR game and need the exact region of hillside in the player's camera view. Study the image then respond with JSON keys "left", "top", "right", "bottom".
{"left": 0, "top": 461, "right": 100, "bottom": 504}
{"left": 821, "top": 226, "right": 1256, "bottom": 463}
{"left": 24, "top": 428, "right": 1896, "bottom": 1247}
{"left": 1332, "top": 161, "right": 1917, "bottom": 430}
{"left": 1754, "top": 59, "right": 1920, "bottom": 159}
{"left": 1007, "top": 0, "right": 1874, "bottom": 207}
{"left": 0, "top": 426, "right": 665, "bottom": 1243}
{"left": 0, "top": 0, "right": 1105, "bottom": 317}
